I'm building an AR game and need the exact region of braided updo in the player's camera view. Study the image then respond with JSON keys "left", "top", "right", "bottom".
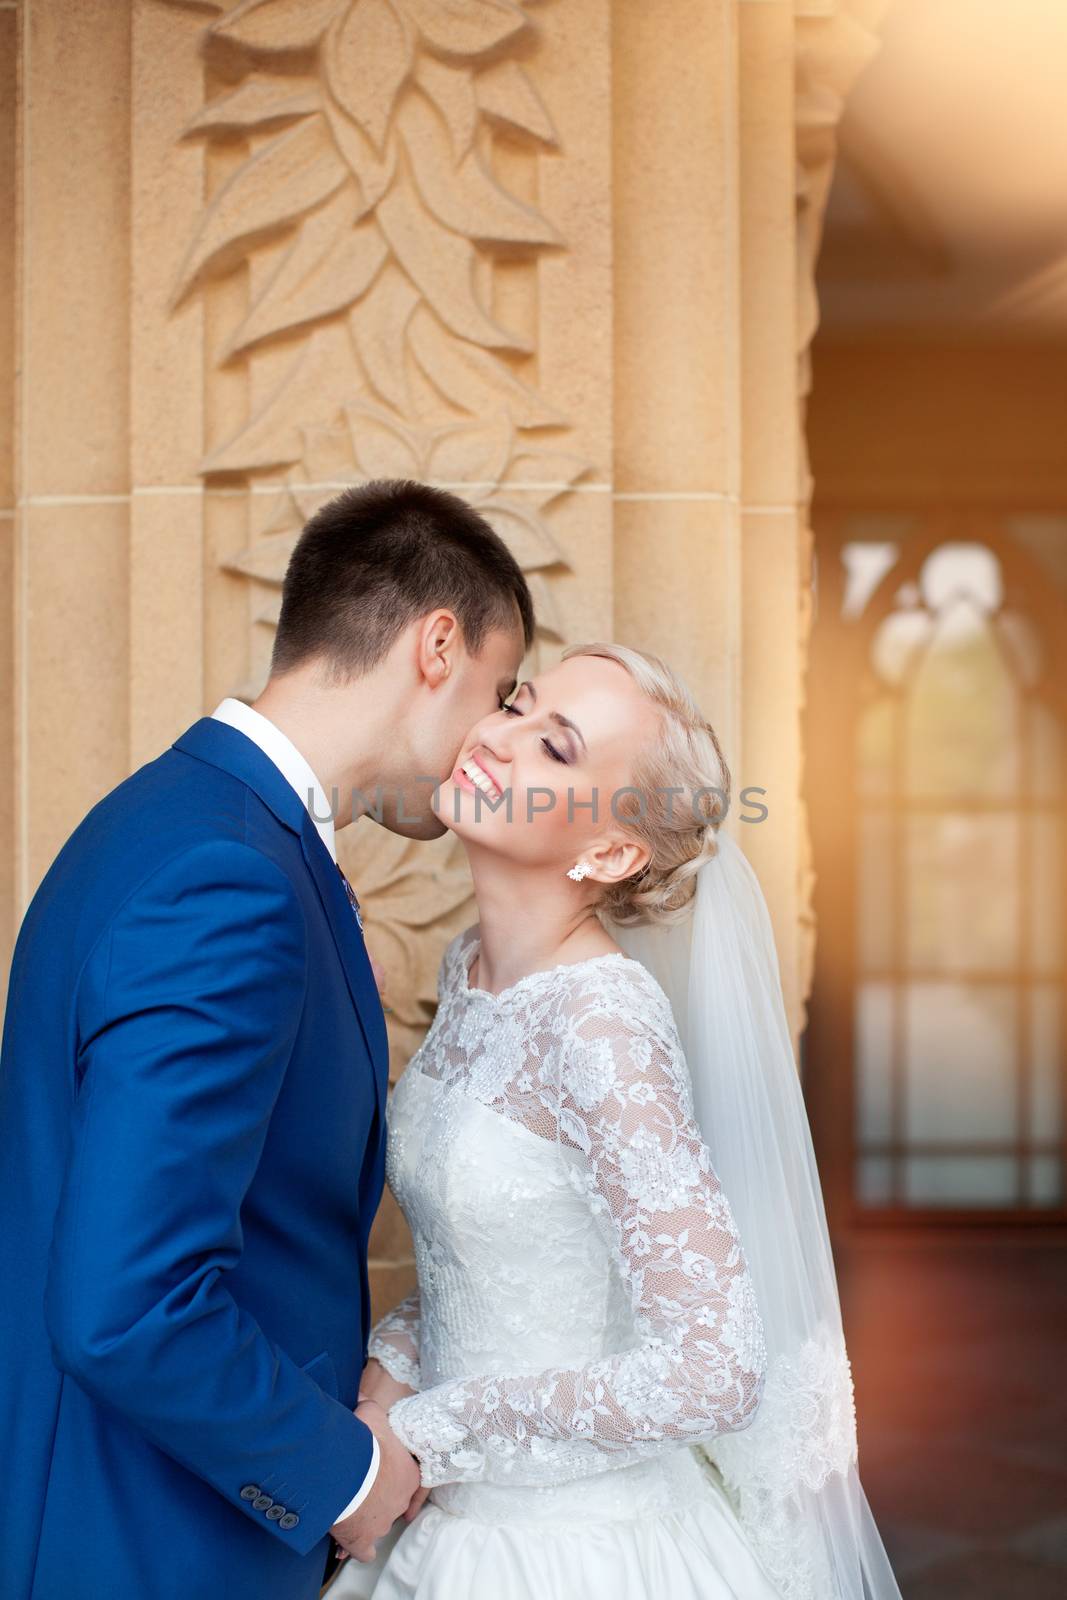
{"left": 560, "top": 641, "right": 731, "bottom": 928}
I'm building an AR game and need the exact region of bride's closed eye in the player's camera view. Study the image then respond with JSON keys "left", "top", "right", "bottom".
{"left": 496, "top": 696, "right": 570, "bottom": 765}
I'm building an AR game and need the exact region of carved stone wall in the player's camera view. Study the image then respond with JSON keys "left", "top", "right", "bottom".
{"left": 2, "top": 0, "right": 881, "bottom": 1321}
{"left": 161, "top": 0, "right": 610, "bottom": 1079}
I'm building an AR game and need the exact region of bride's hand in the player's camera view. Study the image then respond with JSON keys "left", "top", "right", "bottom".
{"left": 403, "top": 1486, "right": 430, "bottom": 1523}
{"left": 359, "top": 1356, "right": 416, "bottom": 1412}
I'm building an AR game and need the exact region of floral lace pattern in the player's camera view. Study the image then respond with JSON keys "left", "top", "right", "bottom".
{"left": 368, "top": 1291, "right": 421, "bottom": 1390}
{"left": 707, "top": 1326, "right": 859, "bottom": 1600}
{"left": 371, "top": 926, "right": 768, "bottom": 1491}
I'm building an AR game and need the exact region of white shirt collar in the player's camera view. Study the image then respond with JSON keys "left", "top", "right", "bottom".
{"left": 209, "top": 697, "right": 337, "bottom": 863}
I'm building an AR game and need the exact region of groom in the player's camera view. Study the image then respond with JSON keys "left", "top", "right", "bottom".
{"left": 0, "top": 480, "right": 532, "bottom": 1600}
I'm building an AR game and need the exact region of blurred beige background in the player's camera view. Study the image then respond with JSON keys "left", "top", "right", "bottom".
{"left": 2, "top": 4, "right": 1065, "bottom": 1593}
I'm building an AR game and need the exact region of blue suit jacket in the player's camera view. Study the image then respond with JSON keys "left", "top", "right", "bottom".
{"left": 0, "top": 717, "right": 389, "bottom": 1599}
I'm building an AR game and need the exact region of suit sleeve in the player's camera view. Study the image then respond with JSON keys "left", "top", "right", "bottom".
{"left": 44, "top": 839, "right": 374, "bottom": 1556}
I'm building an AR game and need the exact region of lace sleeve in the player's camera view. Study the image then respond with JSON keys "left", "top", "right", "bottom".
{"left": 367, "top": 1291, "right": 421, "bottom": 1390}
{"left": 387, "top": 1005, "right": 766, "bottom": 1487}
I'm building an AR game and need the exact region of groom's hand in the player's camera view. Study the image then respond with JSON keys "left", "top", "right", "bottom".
{"left": 359, "top": 1357, "right": 415, "bottom": 1412}
{"left": 329, "top": 1398, "right": 421, "bottom": 1564}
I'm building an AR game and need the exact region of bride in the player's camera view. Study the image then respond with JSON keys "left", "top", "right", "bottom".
{"left": 333, "top": 642, "right": 901, "bottom": 1600}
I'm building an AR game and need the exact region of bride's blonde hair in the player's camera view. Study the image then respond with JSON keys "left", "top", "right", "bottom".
{"left": 560, "top": 641, "right": 731, "bottom": 928}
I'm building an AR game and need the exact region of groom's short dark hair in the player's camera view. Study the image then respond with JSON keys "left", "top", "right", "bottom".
{"left": 270, "top": 479, "right": 535, "bottom": 678}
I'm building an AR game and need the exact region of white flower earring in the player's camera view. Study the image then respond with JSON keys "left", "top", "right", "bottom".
{"left": 567, "top": 860, "right": 592, "bottom": 882}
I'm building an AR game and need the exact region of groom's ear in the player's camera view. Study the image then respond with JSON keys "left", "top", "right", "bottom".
{"left": 414, "top": 609, "right": 462, "bottom": 690}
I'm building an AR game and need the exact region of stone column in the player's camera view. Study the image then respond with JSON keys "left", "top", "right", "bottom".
{"left": 10, "top": 0, "right": 132, "bottom": 937}
{"left": 0, "top": 0, "right": 16, "bottom": 979}
{"left": 739, "top": 0, "right": 806, "bottom": 1031}
{"left": 613, "top": 0, "right": 742, "bottom": 767}
{"left": 792, "top": 0, "right": 889, "bottom": 1022}
{"left": 612, "top": 0, "right": 886, "bottom": 1041}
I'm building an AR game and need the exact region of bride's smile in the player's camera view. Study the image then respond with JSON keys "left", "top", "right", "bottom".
{"left": 432, "top": 652, "right": 664, "bottom": 998}
{"left": 440, "top": 652, "right": 661, "bottom": 853}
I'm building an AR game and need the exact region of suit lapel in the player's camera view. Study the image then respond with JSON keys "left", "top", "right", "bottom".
{"left": 175, "top": 716, "right": 311, "bottom": 839}
{"left": 173, "top": 717, "right": 389, "bottom": 1119}
{"left": 298, "top": 816, "right": 389, "bottom": 1120}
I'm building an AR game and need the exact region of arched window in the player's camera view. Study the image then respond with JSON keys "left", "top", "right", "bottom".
{"left": 806, "top": 516, "right": 1067, "bottom": 1221}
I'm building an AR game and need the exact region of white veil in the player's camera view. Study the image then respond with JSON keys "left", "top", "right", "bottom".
{"left": 604, "top": 826, "right": 902, "bottom": 1600}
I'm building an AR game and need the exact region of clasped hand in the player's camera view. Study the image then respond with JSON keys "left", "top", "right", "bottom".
{"left": 328, "top": 1360, "right": 429, "bottom": 1565}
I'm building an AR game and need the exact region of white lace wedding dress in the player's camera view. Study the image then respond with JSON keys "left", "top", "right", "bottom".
{"left": 332, "top": 924, "right": 782, "bottom": 1599}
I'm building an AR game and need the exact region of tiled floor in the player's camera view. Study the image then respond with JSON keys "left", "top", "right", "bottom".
{"left": 836, "top": 1232, "right": 1067, "bottom": 1598}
